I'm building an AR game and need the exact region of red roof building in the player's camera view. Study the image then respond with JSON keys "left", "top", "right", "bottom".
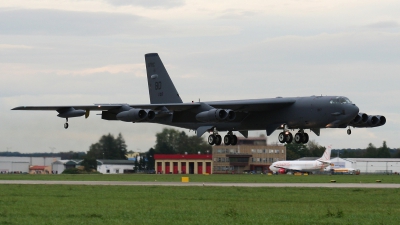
{"left": 154, "top": 154, "right": 212, "bottom": 174}
{"left": 29, "top": 165, "right": 51, "bottom": 174}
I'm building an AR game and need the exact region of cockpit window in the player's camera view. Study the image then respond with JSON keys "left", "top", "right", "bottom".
{"left": 330, "top": 97, "right": 352, "bottom": 104}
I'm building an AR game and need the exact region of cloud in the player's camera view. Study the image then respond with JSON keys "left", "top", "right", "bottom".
{"left": 0, "top": 44, "right": 33, "bottom": 50}
{"left": 55, "top": 64, "right": 145, "bottom": 77}
{"left": 367, "top": 21, "right": 400, "bottom": 29}
{"left": 106, "top": 0, "right": 184, "bottom": 8}
{"left": 0, "top": 9, "right": 143, "bottom": 36}
{"left": 217, "top": 9, "right": 259, "bottom": 20}
{"left": 0, "top": 9, "right": 238, "bottom": 38}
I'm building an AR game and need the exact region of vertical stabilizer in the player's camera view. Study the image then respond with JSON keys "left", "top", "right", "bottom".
{"left": 145, "top": 53, "right": 183, "bottom": 104}
{"left": 318, "top": 145, "right": 332, "bottom": 162}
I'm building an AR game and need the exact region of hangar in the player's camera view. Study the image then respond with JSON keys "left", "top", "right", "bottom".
{"left": 327, "top": 157, "right": 400, "bottom": 174}
{"left": 0, "top": 156, "right": 60, "bottom": 173}
{"left": 96, "top": 160, "right": 136, "bottom": 174}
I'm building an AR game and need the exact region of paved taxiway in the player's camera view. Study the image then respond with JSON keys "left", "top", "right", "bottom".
{"left": 0, "top": 180, "right": 399, "bottom": 188}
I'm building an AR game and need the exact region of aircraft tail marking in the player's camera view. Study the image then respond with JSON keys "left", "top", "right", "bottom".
{"left": 145, "top": 53, "right": 183, "bottom": 104}
{"left": 317, "top": 145, "right": 332, "bottom": 163}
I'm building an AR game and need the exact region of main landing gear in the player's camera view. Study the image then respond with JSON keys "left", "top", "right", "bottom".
{"left": 278, "top": 129, "right": 309, "bottom": 144}
{"left": 208, "top": 130, "right": 237, "bottom": 146}
{"left": 64, "top": 118, "right": 69, "bottom": 129}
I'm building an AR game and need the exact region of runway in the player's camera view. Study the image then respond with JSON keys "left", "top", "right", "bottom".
{"left": 0, "top": 180, "right": 399, "bottom": 188}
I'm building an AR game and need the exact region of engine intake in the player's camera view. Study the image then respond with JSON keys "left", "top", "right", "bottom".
{"left": 377, "top": 116, "right": 386, "bottom": 126}
{"left": 367, "top": 115, "right": 379, "bottom": 126}
{"left": 116, "top": 108, "right": 147, "bottom": 122}
{"left": 352, "top": 113, "right": 386, "bottom": 128}
{"left": 147, "top": 110, "right": 156, "bottom": 120}
{"left": 226, "top": 110, "right": 236, "bottom": 121}
{"left": 196, "top": 109, "right": 229, "bottom": 122}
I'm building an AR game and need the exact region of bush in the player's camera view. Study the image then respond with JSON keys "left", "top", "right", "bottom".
{"left": 62, "top": 168, "right": 81, "bottom": 174}
{"left": 62, "top": 168, "right": 101, "bottom": 174}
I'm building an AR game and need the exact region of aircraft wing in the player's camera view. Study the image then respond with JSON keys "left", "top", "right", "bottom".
{"left": 204, "top": 98, "right": 296, "bottom": 112}
{"left": 11, "top": 103, "right": 202, "bottom": 112}
{"left": 12, "top": 98, "right": 296, "bottom": 112}
{"left": 12, "top": 104, "right": 122, "bottom": 111}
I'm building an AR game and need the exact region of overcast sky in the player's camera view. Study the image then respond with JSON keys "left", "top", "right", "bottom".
{"left": 1, "top": 0, "right": 400, "bottom": 153}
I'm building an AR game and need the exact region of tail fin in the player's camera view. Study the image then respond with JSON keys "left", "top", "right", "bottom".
{"left": 317, "top": 145, "right": 332, "bottom": 162}
{"left": 145, "top": 53, "right": 183, "bottom": 104}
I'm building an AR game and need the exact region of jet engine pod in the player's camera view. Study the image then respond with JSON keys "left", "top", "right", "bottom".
{"left": 278, "top": 168, "right": 286, "bottom": 174}
{"left": 353, "top": 113, "right": 369, "bottom": 126}
{"left": 350, "top": 114, "right": 361, "bottom": 125}
{"left": 57, "top": 107, "right": 86, "bottom": 118}
{"left": 116, "top": 108, "right": 147, "bottom": 122}
{"left": 226, "top": 109, "right": 236, "bottom": 121}
{"left": 367, "top": 115, "right": 379, "bottom": 126}
{"left": 376, "top": 115, "right": 386, "bottom": 126}
{"left": 195, "top": 109, "right": 228, "bottom": 122}
{"left": 358, "top": 113, "right": 368, "bottom": 124}
{"left": 146, "top": 110, "right": 156, "bottom": 120}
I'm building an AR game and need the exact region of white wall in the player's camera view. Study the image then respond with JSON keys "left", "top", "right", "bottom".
{"left": 51, "top": 163, "right": 65, "bottom": 174}
{"left": 97, "top": 164, "right": 135, "bottom": 174}
{"left": 0, "top": 161, "right": 29, "bottom": 173}
{"left": 354, "top": 161, "right": 400, "bottom": 173}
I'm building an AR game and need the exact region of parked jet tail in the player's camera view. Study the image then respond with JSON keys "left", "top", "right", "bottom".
{"left": 317, "top": 145, "right": 332, "bottom": 163}
{"left": 145, "top": 53, "right": 183, "bottom": 104}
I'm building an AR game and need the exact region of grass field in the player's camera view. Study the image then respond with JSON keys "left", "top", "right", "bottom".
{"left": 0, "top": 184, "right": 399, "bottom": 225}
{"left": 1, "top": 173, "right": 400, "bottom": 183}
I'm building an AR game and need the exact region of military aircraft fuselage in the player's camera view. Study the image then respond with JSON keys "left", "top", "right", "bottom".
{"left": 149, "top": 96, "right": 359, "bottom": 133}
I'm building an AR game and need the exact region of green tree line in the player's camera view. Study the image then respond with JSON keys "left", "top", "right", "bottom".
{"left": 285, "top": 140, "right": 394, "bottom": 160}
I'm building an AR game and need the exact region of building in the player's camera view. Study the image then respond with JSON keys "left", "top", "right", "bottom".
{"left": 212, "top": 137, "right": 286, "bottom": 174}
{"left": 51, "top": 160, "right": 79, "bottom": 174}
{"left": 308, "top": 157, "right": 400, "bottom": 174}
{"left": 0, "top": 156, "right": 60, "bottom": 173}
{"left": 96, "top": 160, "right": 136, "bottom": 174}
{"left": 29, "top": 165, "right": 51, "bottom": 174}
{"left": 154, "top": 154, "right": 213, "bottom": 174}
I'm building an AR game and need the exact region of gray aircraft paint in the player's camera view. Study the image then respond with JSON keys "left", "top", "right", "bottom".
{"left": 11, "top": 53, "right": 385, "bottom": 144}
{"left": 145, "top": 53, "right": 182, "bottom": 104}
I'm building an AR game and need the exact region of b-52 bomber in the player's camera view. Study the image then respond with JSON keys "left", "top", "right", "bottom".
{"left": 12, "top": 53, "right": 386, "bottom": 146}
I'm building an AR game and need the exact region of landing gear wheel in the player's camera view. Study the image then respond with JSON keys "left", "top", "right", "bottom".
{"left": 278, "top": 132, "right": 286, "bottom": 143}
{"left": 302, "top": 133, "right": 309, "bottom": 143}
{"left": 215, "top": 135, "right": 222, "bottom": 145}
{"left": 294, "top": 133, "right": 303, "bottom": 144}
{"left": 347, "top": 129, "right": 351, "bottom": 135}
{"left": 285, "top": 133, "right": 293, "bottom": 143}
{"left": 64, "top": 123, "right": 69, "bottom": 129}
{"left": 224, "top": 135, "right": 231, "bottom": 145}
{"left": 208, "top": 135, "right": 215, "bottom": 145}
{"left": 231, "top": 135, "right": 238, "bottom": 145}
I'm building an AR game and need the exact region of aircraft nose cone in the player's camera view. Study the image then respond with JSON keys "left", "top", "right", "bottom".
{"left": 351, "top": 105, "right": 359, "bottom": 117}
